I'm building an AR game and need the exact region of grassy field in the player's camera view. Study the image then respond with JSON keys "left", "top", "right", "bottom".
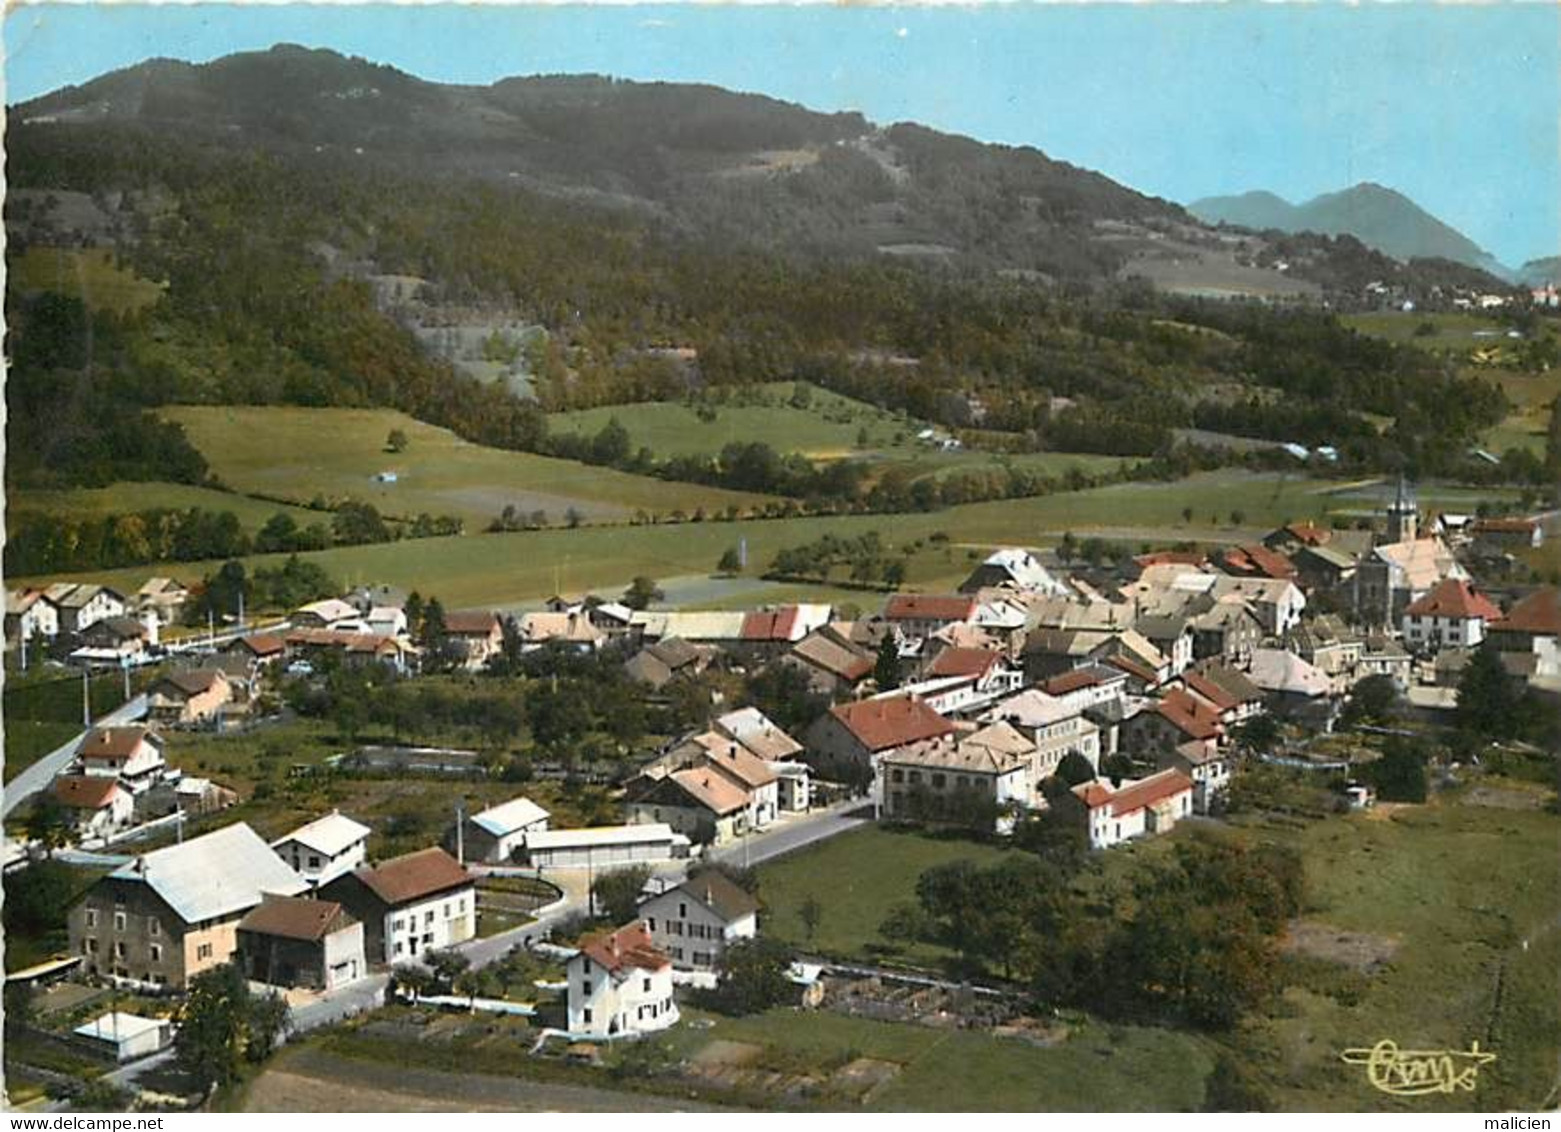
{"left": 161, "top": 406, "right": 775, "bottom": 529}
{"left": 549, "top": 384, "right": 1126, "bottom": 484}
{"left": 10, "top": 481, "right": 325, "bottom": 532}
{"left": 547, "top": 384, "right": 915, "bottom": 460}
{"left": 16, "top": 470, "right": 1518, "bottom": 608}
{"left": 757, "top": 826, "right": 1018, "bottom": 965}
{"left": 3, "top": 668, "right": 134, "bottom": 782}
{"left": 1480, "top": 368, "right": 1561, "bottom": 458}
{"left": 1341, "top": 311, "right": 1520, "bottom": 352}
{"left": 8, "top": 245, "right": 166, "bottom": 315}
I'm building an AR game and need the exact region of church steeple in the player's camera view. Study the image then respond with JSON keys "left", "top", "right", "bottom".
{"left": 1387, "top": 475, "right": 1418, "bottom": 543}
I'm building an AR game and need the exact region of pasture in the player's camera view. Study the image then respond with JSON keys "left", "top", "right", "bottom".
{"left": 161, "top": 406, "right": 775, "bottom": 530}
{"left": 15, "top": 471, "right": 1521, "bottom": 609}
{"left": 10, "top": 481, "right": 324, "bottom": 532}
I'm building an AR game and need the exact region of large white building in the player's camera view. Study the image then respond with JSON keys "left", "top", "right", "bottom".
{"left": 1401, "top": 579, "right": 1503, "bottom": 654}
{"left": 640, "top": 871, "right": 759, "bottom": 972}
{"left": 566, "top": 920, "right": 679, "bottom": 1039}
{"left": 320, "top": 847, "right": 474, "bottom": 963}
{"left": 457, "top": 796, "right": 551, "bottom": 864}
{"left": 524, "top": 824, "right": 689, "bottom": 869}
{"left": 271, "top": 811, "right": 372, "bottom": 888}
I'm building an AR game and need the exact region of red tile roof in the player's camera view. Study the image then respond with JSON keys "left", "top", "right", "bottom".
{"left": 1224, "top": 544, "right": 1297, "bottom": 580}
{"left": 1106, "top": 769, "right": 1194, "bottom": 816}
{"left": 1135, "top": 551, "right": 1206, "bottom": 569}
{"left": 1106, "top": 656, "right": 1159, "bottom": 687}
{"left": 1472, "top": 517, "right": 1539, "bottom": 534}
{"left": 79, "top": 727, "right": 155, "bottom": 762}
{"left": 883, "top": 594, "right": 977, "bottom": 623}
{"left": 926, "top": 646, "right": 1003, "bottom": 680}
{"left": 741, "top": 607, "right": 801, "bottom": 642}
{"left": 829, "top": 695, "right": 956, "bottom": 753}
{"left": 1283, "top": 522, "right": 1331, "bottom": 546}
{"left": 444, "top": 610, "right": 501, "bottom": 636}
{"left": 1042, "top": 666, "right": 1122, "bottom": 695}
{"left": 355, "top": 847, "right": 470, "bottom": 906}
{"left": 1183, "top": 671, "right": 1237, "bottom": 713}
{"left": 234, "top": 633, "right": 286, "bottom": 657}
{"left": 1156, "top": 689, "right": 1223, "bottom": 741}
{"left": 54, "top": 775, "right": 122, "bottom": 809}
{"left": 1493, "top": 588, "right": 1560, "bottom": 636}
{"left": 1404, "top": 579, "right": 1502, "bottom": 621}
{"left": 238, "top": 896, "right": 354, "bottom": 941}
{"left": 580, "top": 920, "right": 671, "bottom": 976}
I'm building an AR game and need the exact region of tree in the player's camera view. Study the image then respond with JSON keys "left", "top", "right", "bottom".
{"left": 245, "top": 992, "right": 290, "bottom": 1063}
{"left": 1363, "top": 738, "right": 1427, "bottom": 803}
{"left": 175, "top": 964, "right": 250, "bottom": 1092}
{"left": 24, "top": 795, "right": 73, "bottom": 857}
{"left": 332, "top": 500, "right": 392, "bottom": 546}
{"left": 1056, "top": 750, "right": 1096, "bottom": 787}
{"left": 874, "top": 633, "right": 900, "bottom": 691}
{"left": 622, "top": 576, "right": 663, "bottom": 611}
{"left": 712, "top": 938, "right": 795, "bottom": 1014}
{"left": 426, "top": 948, "right": 471, "bottom": 993}
{"left": 1339, "top": 674, "right": 1399, "bottom": 730}
{"left": 391, "top": 964, "right": 434, "bottom": 1002}
{"left": 799, "top": 895, "right": 823, "bottom": 946}
{"left": 385, "top": 428, "right": 409, "bottom": 453}
{"left": 881, "top": 560, "right": 907, "bottom": 589}
{"left": 591, "top": 864, "right": 652, "bottom": 923}
{"left": 1232, "top": 714, "right": 1280, "bottom": 754}
{"left": 717, "top": 547, "right": 742, "bottom": 575}
{"left": 1456, "top": 644, "right": 1522, "bottom": 741}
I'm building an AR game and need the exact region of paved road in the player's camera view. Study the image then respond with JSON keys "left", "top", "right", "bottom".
{"left": 708, "top": 801, "right": 872, "bottom": 868}
{"left": 3, "top": 693, "right": 149, "bottom": 818}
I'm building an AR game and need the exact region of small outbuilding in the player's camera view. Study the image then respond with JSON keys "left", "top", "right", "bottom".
{"left": 72, "top": 1012, "right": 173, "bottom": 1062}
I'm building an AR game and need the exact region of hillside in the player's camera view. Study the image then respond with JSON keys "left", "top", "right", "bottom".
{"left": 1190, "top": 182, "right": 1510, "bottom": 279}
{"left": 1519, "top": 257, "right": 1561, "bottom": 287}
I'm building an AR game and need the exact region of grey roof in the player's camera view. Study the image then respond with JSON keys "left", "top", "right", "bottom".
{"left": 470, "top": 796, "right": 550, "bottom": 837}
{"left": 273, "top": 811, "right": 371, "bottom": 856}
{"left": 110, "top": 822, "right": 306, "bottom": 924}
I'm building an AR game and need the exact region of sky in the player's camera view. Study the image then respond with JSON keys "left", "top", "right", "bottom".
{"left": 3, "top": 2, "right": 1557, "bottom": 267}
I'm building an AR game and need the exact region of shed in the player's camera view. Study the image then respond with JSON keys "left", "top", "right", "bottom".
{"left": 73, "top": 1012, "right": 172, "bottom": 1062}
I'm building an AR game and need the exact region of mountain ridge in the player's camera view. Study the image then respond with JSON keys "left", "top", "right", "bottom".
{"left": 1189, "top": 182, "right": 1512, "bottom": 280}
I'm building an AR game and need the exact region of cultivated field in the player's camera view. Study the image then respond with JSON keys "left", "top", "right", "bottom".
{"left": 161, "top": 406, "right": 775, "bottom": 529}
{"left": 10, "top": 481, "right": 324, "bottom": 532}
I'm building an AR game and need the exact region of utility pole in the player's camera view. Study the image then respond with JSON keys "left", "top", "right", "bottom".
{"left": 82, "top": 667, "right": 92, "bottom": 728}
{"left": 455, "top": 799, "right": 465, "bottom": 865}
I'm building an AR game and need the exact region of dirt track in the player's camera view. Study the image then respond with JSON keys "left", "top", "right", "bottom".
{"left": 244, "top": 1049, "right": 732, "bottom": 1112}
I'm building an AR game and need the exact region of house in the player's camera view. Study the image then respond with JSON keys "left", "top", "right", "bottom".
{"left": 654, "top": 728, "right": 782, "bottom": 828}
{"left": 1039, "top": 664, "right": 1130, "bottom": 717}
{"left": 958, "top": 548, "right": 1069, "bottom": 596}
{"left": 319, "top": 847, "right": 475, "bottom": 964}
{"left": 1132, "top": 615, "right": 1194, "bottom": 676}
{"left": 878, "top": 722, "right": 1033, "bottom": 830}
{"left": 882, "top": 594, "right": 978, "bottom": 642}
{"left": 74, "top": 727, "right": 167, "bottom": 794}
{"left": 1488, "top": 588, "right": 1560, "bottom": 680}
{"left": 1401, "top": 579, "right": 1503, "bottom": 654}
{"left": 44, "top": 583, "right": 127, "bottom": 636}
{"left": 1159, "top": 742, "right": 1230, "bottom": 815}
{"left": 1248, "top": 647, "right": 1336, "bottom": 726}
{"left": 292, "top": 598, "right": 361, "bottom": 629}
{"left": 624, "top": 637, "right": 720, "bottom": 690}
{"left": 1067, "top": 768, "right": 1195, "bottom": 849}
{"left": 282, "top": 629, "right": 418, "bottom": 674}
{"left": 68, "top": 822, "right": 308, "bottom": 989}
{"left": 5, "top": 589, "right": 60, "bottom": 646}
{"left": 1286, "top": 616, "right": 1364, "bottom": 692}
{"left": 524, "top": 824, "right": 689, "bottom": 869}
{"left": 1470, "top": 517, "right": 1543, "bottom": 550}
{"left": 924, "top": 646, "right": 1025, "bottom": 701}
{"left": 629, "top": 611, "right": 747, "bottom": 645}
{"left": 224, "top": 633, "right": 288, "bottom": 669}
{"left": 52, "top": 775, "right": 134, "bottom": 839}
{"left": 984, "top": 688, "right": 1102, "bottom": 779}
{"left": 1352, "top": 536, "right": 1468, "bottom": 627}
{"left": 1356, "top": 632, "right": 1414, "bottom": 689}
{"left": 1263, "top": 522, "right": 1333, "bottom": 554}
{"left": 1208, "top": 576, "right": 1307, "bottom": 636}
{"left": 72, "top": 1013, "right": 173, "bottom": 1063}
{"left": 73, "top": 616, "right": 154, "bottom": 665}
{"left": 1187, "top": 602, "right": 1264, "bottom": 665}
{"left": 444, "top": 610, "right": 505, "bottom": 670}
{"left": 455, "top": 796, "right": 551, "bottom": 864}
{"left": 237, "top": 894, "right": 366, "bottom": 991}
{"left": 1292, "top": 544, "right": 1359, "bottom": 594}
{"left": 640, "top": 871, "right": 759, "bottom": 972}
{"left": 271, "top": 811, "right": 372, "bottom": 888}
{"left": 738, "top": 604, "right": 832, "bottom": 656}
{"left": 135, "top": 578, "right": 189, "bottom": 626}
{"left": 804, "top": 695, "right": 957, "bottom": 785}
{"left": 1119, "top": 689, "right": 1224, "bottom": 762}
{"left": 364, "top": 606, "right": 409, "bottom": 638}
{"left": 624, "top": 767, "right": 752, "bottom": 846}
{"left": 147, "top": 669, "right": 232, "bottom": 726}
{"left": 713, "top": 707, "right": 803, "bottom": 764}
{"left": 517, "top": 611, "right": 605, "bottom": 654}
{"left": 566, "top": 920, "right": 678, "bottom": 1039}
{"left": 1183, "top": 664, "right": 1265, "bottom": 725}
{"left": 1217, "top": 544, "right": 1297, "bottom": 582}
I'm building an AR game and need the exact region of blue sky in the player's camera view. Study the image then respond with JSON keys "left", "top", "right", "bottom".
{"left": 4, "top": 3, "right": 1557, "bottom": 266}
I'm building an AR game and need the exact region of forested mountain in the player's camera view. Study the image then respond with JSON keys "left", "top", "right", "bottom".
{"left": 4, "top": 45, "right": 1533, "bottom": 504}
{"left": 1190, "top": 183, "right": 1511, "bottom": 279}
{"left": 1519, "top": 257, "right": 1560, "bottom": 287}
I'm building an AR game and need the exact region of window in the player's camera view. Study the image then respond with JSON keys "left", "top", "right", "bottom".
{"left": 583, "top": 979, "right": 593, "bottom": 996}
{"left": 931, "top": 773, "right": 946, "bottom": 789}
{"left": 197, "top": 942, "right": 213, "bottom": 960}
{"left": 457, "top": 899, "right": 465, "bottom": 914}
{"left": 444, "top": 903, "right": 451, "bottom": 917}
{"left": 643, "top": 977, "right": 652, "bottom": 992}
{"left": 425, "top": 911, "right": 435, "bottom": 926}
{"left": 114, "top": 942, "right": 127, "bottom": 959}
{"left": 393, "top": 918, "right": 405, "bottom": 932}
{"left": 149, "top": 918, "right": 161, "bottom": 937}
{"left": 308, "top": 855, "right": 321, "bottom": 869}
{"left": 113, "top": 911, "right": 127, "bottom": 931}
{"left": 908, "top": 771, "right": 922, "bottom": 785}
{"left": 394, "top": 942, "right": 404, "bottom": 956}
{"left": 84, "top": 938, "right": 98, "bottom": 954}
{"left": 583, "top": 958, "right": 592, "bottom": 974}
{"left": 890, "top": 769, "right": 904, "bottom": 784}
{"left": 150, "top": 944, "right": 162, "bottom": 962}
{"left": 583, "top": 1008, "right": 593, "bottom": 1025}
{"left": 679, "top": 903, "right": 687, "bottom": 918}
{"left": 86, "top": 908, "right": 98, "bottom": 928}
{"left": 648, "top": 917, "right": 657, "bottom": 931}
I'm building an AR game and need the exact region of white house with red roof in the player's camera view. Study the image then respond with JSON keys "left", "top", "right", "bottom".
{"left": 1070, "top": 768, "right": 1194, "bottom": 849}
{"left": 803, "top": 694, "right": 958, "bottom": 787}
{"left": 53, "top": 775, "right": 134, "bottom": 839}
{"left": 566, "top": 920, "right": 679, "bottom": 1039}
{"left": 1401, "top": 579, "right": 1503, "bottom": 653}
{"left": 882, "top": 594, "right": 979, "bottom": 644}
{"left": 72, "top": 727, "right": 167, "bottom": 794}
{"left": 1488, "top": 587, "right": 1560, "bottom": 681}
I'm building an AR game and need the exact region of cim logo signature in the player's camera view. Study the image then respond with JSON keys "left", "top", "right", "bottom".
{"left": 1340, "top": 1039, "right": 1497, "bottom": 1097}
